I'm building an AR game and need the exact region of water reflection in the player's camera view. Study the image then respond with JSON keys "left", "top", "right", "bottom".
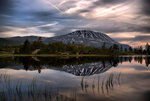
{"left": 0, "top": 56, "right": 149, "bottom": 75}
{"left": 80, "top": 73, "right": 121, "bottom": 96}
{"left": 0, "top": 73, "right": 77, "bottom": 101}
{"left": 0, "top": 56, "right": 150, "bottom": 101}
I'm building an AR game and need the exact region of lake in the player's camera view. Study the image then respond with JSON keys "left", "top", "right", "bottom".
{"left": 0, "top": 56, "right": 150, "bottom": 101}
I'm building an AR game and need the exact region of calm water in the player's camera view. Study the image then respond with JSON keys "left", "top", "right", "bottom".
{"left": 0, "top": 56, "right": 150, "bottom": 101}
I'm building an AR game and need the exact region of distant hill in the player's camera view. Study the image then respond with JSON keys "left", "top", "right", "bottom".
{"left": 8, "top": 36, "right": 47, "bottom": 44}
{"left": 0, "top": 36, "right": 46, "bottom": 46}
{"left": 0, "top": 38, "right": 19, "bottom": 46}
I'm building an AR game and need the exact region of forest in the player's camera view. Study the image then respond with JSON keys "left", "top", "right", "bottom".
{"left": 0, "top": 37, "right": 150, "bottom": 55}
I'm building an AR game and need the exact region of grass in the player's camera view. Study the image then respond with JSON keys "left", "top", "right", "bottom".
{"left": 80, "top": 73, "right": 122, "bottom": 96}
{"left": 0, "top": 73, "right": 77, "bottom": 101}
{"left": 0, "top": 72, "right": 122, "bottom": 101}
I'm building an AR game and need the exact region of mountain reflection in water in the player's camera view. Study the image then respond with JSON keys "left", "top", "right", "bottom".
{"left": 0, "top": 56, "right": 150, "bottom": 75}
{"left": 0, "top": 56, "right": 150, "bottom": 101}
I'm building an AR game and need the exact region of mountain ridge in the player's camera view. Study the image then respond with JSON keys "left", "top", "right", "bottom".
{"left": 0, "top": 30, "right": 130, "bottom": 49}
{"left": 45, "top": 30, "right": 130, "bottom": 49}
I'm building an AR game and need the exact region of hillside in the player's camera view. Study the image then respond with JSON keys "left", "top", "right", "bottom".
{"left": 45, "top": 30, "right": 130, "bottom": 49}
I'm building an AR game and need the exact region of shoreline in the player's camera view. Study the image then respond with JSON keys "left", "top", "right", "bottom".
{"left": 0, "top": 54, "right": 149, "bottom": 57}
{"left": 0, "top": 54, "right": 110, "bottom": 57}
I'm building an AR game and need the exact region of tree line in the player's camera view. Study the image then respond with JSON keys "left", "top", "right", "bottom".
{"left": 133, "top": 43, "right": 150, "bottom": 54}
{"left": 11, "top": 38, "right": 150, "bottom": 55}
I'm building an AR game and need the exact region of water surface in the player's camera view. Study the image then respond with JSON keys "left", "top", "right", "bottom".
{"left": 0, "top": 56, "right": 150, "bottom": 101}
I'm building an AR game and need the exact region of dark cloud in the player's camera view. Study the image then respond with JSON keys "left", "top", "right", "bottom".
{"left": 96, "top": 0, "right": 125, "bottom": 5}
{"left": 125, "top": 24, "right": 150, "bottom": 34}
{"left": 31, "top": 11, "right": 76, "bottom": 22}
{"left": 91, "top": 0, "right": 127, "bottom": 8}
{"left": 37, "top": 18, "right": 150, "bottom": 36}
{"left": 141, "top": 0, "right": 150, "bottom": 15}
{"left": 79, "top": 10, "right": 91, "bottom": 13}
{"left": 76, "top": 20, "right": 150, "bottom": 34}
{"left": 135, "top": 36, "right": 150, "bottom": 41}
{"left": 115, "top": 35, "right": 150, "bottom": 42}
{"left": 25, "top": 11, "right": 58, "bottom": 22}
{"left": 0, "top": 0, "right": 18, "bottom": 33}
{"left": 0, "top": 0, "right": 15, "bottom": 15}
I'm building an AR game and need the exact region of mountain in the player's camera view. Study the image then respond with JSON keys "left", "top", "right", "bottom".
{"left": 45, "top": 30, "right": 130, "bottom": 49}
{"left": 0, "top": 30, "right": 130, "bottom": 49}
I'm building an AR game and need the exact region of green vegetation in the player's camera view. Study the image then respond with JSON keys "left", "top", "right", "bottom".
{"left": 0, "top": 37, "right": 150, "bottom": 56}
{"left": 0, "top": 46, "right": 19, "bottom": 54}
{"left": 14, "top": 38, "right": 133, "bottom": 56}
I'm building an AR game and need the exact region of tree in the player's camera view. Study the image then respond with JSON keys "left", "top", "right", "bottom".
{"left": 14, "top": 48, "right": 19, "bottom": 54}
{"left": 102, "top": 42, "right": 106, "bottom": 50}
{"left": 129, "top": 47, "right": 133, "bottom": 52}
{"left": 20, "top": 39, "right": 31, "bottom": 54}
{"left": 146, "top": 43, "right": 149, "bottom": 50}
{"left": 145, "top": 43, "right": 150, "bottom": 54}
{"left": 32, "top": 37, "right": 44, "bottom": 50}
{"left": 120, "top": 46, "right": 123, "bottom": 52}
{"left": 124, "top": 48, "right": 127, "bottom": 52}
{"left": 108, "top": 44, "right": 119, "bottom": 56}
{"left": 112, "top": 44, "right": 119, "bottom": 52}
{"left": 139, "top": 46, "right": 143, "bottom": 54}
{"left": 37, "top": 37, "right": 43, "bottom": 48}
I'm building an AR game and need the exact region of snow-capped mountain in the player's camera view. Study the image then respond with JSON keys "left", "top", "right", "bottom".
{"left": 45, "top": 30, "right": 130, "bottom": 49}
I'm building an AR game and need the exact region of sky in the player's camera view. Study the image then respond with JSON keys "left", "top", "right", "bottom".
{"left": 0, "top": 0, "right": 150, "bottom": 47}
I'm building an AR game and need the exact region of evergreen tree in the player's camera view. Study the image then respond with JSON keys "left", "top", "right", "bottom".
{"left": 102, "top": 42, "right": 106, "bottom": 50}
{"left": 32, "top": 37, "right": 44, "bottom": 50}
{"left": 129, "top": 47, "right": 133, "bottom": 52}
{"left": 139, "top": 46, "right": 143, "bottom": 54}
{"left": 145, "top": 43, "right": 150, "bottom": 54}
{"left": 21, "top": 39, "right": 31, "bottom": 54}
{"left": 124, "top": 48, "right": 127, "bottom": 52}
{"left": 120, "top": 46, "right": 123, "bottom": 52}
{"left": 109, "top": 44, "right": 119, "bottom": 55}
{"left": 112, "top": 44, "right": 119, "bottom": 52}
{"left": 146, "top": 43, "right": 149, "bottom": 51}
{"left": 14, "top": 48, "right": 18, "bottom": 54}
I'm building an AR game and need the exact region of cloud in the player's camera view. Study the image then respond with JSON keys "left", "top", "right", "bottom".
{"left": 0, "top": 0, "right": 15, "bottom": 14}
{"left": 0, "top": 0, "right": 150, "bottom": 47}
{"left": 114, "top": 33, "right": 150, "bottom": 47}
{"left": 115, "top": 35, "right": 150, "bottom": 42}
{"left": 141, "top": 0, "right": 150, "bottom": 15}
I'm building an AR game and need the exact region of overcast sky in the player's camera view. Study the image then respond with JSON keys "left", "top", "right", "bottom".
{"left": 0, "top": 0, "right": 150, "bottom": 47}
